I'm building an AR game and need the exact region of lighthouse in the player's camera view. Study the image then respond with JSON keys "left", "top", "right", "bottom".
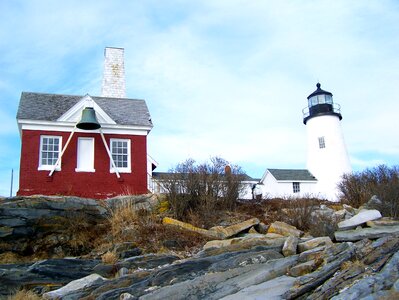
{"left": 303, "top": 83, "right": 351, "bottom": 200}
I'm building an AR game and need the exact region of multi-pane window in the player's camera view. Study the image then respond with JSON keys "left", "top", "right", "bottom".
{"left": 293, "top": 182, "right": 300, "bottom": 193}
{"left": 318, "top": 136, "right": 326, "bottom": 149}
{"left": 39, "top": 136, "right": 61, "bottom": 170}
{"left": 110, "top": 139, "right": 131, "bottom": 172}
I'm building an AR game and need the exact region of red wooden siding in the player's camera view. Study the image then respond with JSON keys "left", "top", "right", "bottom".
{"left": 17, "top": 129, "right": 148, "bottom": 199}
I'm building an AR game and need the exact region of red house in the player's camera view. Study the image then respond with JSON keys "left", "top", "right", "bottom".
{"left": 16, "top": 48, "right": 153, "bottom": 199}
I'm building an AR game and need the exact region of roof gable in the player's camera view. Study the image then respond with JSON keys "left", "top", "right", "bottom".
{"left": 17, "top": 92, "right": 153, "bottom": 128}
{"left": 57, "top": 94, "right": 116, "bottom": 125}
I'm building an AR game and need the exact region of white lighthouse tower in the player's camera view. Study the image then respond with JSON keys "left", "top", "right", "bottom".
{"left": 303, "top": 83, "right": 351, "bottom": 201}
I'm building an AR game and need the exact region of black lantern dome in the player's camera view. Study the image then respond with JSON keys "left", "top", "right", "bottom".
{"left": 303, "top": 83, "right": 342, "bottom": 124}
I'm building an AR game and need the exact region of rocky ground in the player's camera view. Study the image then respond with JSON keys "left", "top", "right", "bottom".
{"left": 1, "top": 195, "right": 399, "bottom": 299}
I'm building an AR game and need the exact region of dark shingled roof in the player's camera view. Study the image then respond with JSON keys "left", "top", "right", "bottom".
{"left": 17, "top": 92, "right": 153, "bottom": 127}
{"left": 268, "top": 169, "right": 317, "bottom": 181}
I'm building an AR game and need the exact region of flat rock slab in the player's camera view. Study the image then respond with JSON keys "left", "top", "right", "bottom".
{"left": 203, "top": 235, "right": 286, "bottom": 250}
{"left": 220, "top": 275, "right": 297, "bottom": 300}
{"left": 209, "top": 218, "right": 260, "bottom": 239}
{"left": 268, "top": 221, "right": 302, "bottom": 237}
{"left": 162, "top": 217, "right": 219, "bottom": 239}
{"left": 43, "top": 274, "right": 108, "bottom": 299}
{"left": 335, "top": 225, "right": 399, "bottom": 242}
{"left": 282, "top": 236, "right": 298, "bottom": 257}
{"left": 338, "top": 209, "right": 382, "bottom": 230}
{"left": 298, "top": 237, "right": 333, "bottom": 253}
{"left": 366, "top": 218, "right": 399, "bottom": 227}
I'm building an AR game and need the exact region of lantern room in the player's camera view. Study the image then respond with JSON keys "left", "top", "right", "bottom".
{"left": 303, "top": 83, "right": 342, "bottom": 124}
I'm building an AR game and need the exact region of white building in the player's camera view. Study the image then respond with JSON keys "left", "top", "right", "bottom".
{"left": 256, "top": 168, "right": 318, "bottom": 199}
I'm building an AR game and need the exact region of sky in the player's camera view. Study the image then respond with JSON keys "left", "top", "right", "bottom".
{"left": 0, "top": 0, "right": 398, "bottom": 196}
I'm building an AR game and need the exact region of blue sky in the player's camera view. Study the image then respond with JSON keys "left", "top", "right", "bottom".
{"left": 1, "top": 0, "right": 398, "bottom": 196}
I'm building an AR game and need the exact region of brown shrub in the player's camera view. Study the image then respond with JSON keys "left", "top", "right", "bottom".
{"left": 162, "top": 157, "right": 246, "bottom": 220}
{"left": 338, "top": 165, "right": 399, "bottom": 218}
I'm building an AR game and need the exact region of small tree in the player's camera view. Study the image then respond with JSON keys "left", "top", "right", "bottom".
{"left": 161, "top": 157, "right": 246, "bottom": 221}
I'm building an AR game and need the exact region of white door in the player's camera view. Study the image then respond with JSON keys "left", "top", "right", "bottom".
{"left": 76, "top": 137, "right": 95, "bottom": 172}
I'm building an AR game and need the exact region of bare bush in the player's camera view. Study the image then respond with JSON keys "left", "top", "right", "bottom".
{"left": 161, "top": 157, "right": 246, "bottom": 221}
{"left": 338, "top": 165, "right": 399, "bottom": 218}
{"left": 274, "top": 197, "right": 321, "bottom": 231}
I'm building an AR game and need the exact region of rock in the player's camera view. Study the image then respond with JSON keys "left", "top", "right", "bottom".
{"left": 119, "top": 248, "right": 142, "bottom": 259}
{"left": 254, "top": 222, "right": 269, "bottom": 234}
{"left": 0, "top": 258, "right": 100, "bottom": 297}
{"left": 298, "top": 246, "right": 326, "bottom": 263}
{"left": 204, "top": 239, "right": 235, "bottom": 250}
{"left": 393, "top": 278, "right": 399, "bottom": 291}
{"left": 284, "top": 242, "right": 357, "bottom": 299}
{"left": 140, "top": 255, "right": 298, "bottom": 300}
{"left": 338, "top": 209, "right": 382, "bottom": 230}
{"left": 203, "top": 234, "right": 286, "bottom": 251}
{"left": 331, "top": 248, "right": 399, "bottom": 299}
{"left": 118, "top": 253, "right": 180, "bottom": 271}
{"left": 106, "top": 194, "right": 159, "bottom": 212}
{"left": 198, "top": 243, "right": 283, "bottom": 258}
{"left": 0, "top": 226, "right": 13, "bottom": 237}
{"left": 289, "top": 260, "right": 318, "bottom": 277}
{"left": 0, "top": 196, "right": 108, "bottom": 255}
{"left": 120, "top": 292, "right": 135, "bottom": 299}
{"left": 366, "top": 218, "right": 399, "bottom": 227}
{"left": 267, "top": 221, "right": 303, "bottom": 237}
{"left": 209, "top": 218, "right": 260, "bottom": 239}
{"left": 162, "top": 217, "right": 219, "bottom": 239}
{"left": 264, "top": 233, "right": 285, "bottom": 238}
{"left": 343, "top": 204, "right": 356, "bottom": 214}
{"left": 43, "top": 273, "right": 107, "bottom": 299}
{"left": 334, "top": 209, "right": 347, "bottom": 220}
{"left": 116, "top": 267, "right": 129, "bottom": 278}
{"left": 219, "top": 275, "right": 296, "bottom": 300}
{"left": 298, "top": 237, "right": 333, "bottom": 253}
{"left": 282, "top": 236, "right": 298, "bottom": 257}
{"left": 248, "top": 227, "right": 258, "bottom": 234}
{"left": 363, "top": 195, "right": 383, "bottom": 210}
{"left": 307, "top": 260, "right": 365, "bottom": 299}
{"left": 335, "top": 225, "right": 399, "bottom": 242}
{"left": 163, "top": 239, "right": 180, "bottom": 249}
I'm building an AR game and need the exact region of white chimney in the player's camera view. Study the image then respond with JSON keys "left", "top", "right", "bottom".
{"left": 101, "top": 47, "right": 126, "bottom": 98}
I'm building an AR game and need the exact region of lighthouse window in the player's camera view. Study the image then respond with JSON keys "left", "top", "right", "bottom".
{"left": 110, "top": 139, "right": 131, "bottom": 173}
{"left": 309, "top": 96, "right": 318, "bottom": 106}
{"left": 293, "top": 182, "right": 300, "bottom": 193}
{"left": 326, "top": 95, "right": 333, "bottom": 104}
{"left": 317, "top": 94, "right": 326, "bottom": 104}
{"left": 318, "top": 136, "right": 326, "bottom": 149}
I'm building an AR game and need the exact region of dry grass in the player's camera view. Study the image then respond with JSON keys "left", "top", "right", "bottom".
{"left": 108, "top": 201, "right": 139, "bottom": 242}
{"left": 101, "top": 251, "right": 118, "bottom": 264}
{"left": 341, "top": 259, "right": 366, "bottom": 270}
{"left": 103, "top": 200, "right": 210, "bottom": 255}
{"left": 0, "top": 252, "right": 24, "bottom": 264}
{"left": 8, "top": 290, "right": 41, "bottom": 300}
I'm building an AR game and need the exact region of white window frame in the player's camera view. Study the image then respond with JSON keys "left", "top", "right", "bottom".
{"left": 318, "top": 136, "right": 326, "bottom": 149}
{"left": 110, "top": 138, "right": 131, "bottom": 173}
{"left": 293, "top": 182, "right": 300, "bottom": 193}
{"left": 75, "top": 137, "right": 95, "bottom": 172}
{"left": 38, "top": 135, "right": 62, "bottom": 171}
